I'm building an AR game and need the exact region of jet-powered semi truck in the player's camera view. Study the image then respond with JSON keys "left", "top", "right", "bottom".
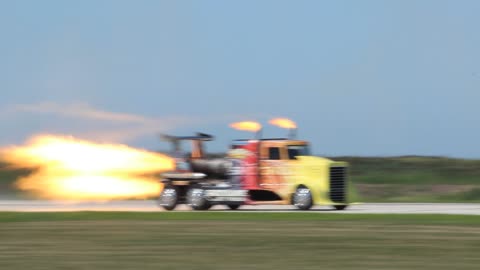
{"left": 157, "top": 119, "right": 349, "bottom": 211}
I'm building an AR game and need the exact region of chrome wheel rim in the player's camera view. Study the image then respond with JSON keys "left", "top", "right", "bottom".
{"left": 294, "top": 188, "right": 311, "bottom": 208}
{"left": 187, "top": 188, "right": 205, "bottom": 208}
{"left": 159, "top": 188, "right": 177, "bottom": 207}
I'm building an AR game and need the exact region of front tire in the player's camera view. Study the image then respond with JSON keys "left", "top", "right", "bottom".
{"left": 158, "top": 185, "right": 178, "bottom": 211}
{"left": 292, "top": 187, "right": 313, "bottom": 210}
{"left": 187, "top": 186, "right": 211, "bottom": 210}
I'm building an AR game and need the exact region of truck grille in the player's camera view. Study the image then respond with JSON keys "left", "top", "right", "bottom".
{"left": 329, "top": 166, "right": 346, "bottom": 203}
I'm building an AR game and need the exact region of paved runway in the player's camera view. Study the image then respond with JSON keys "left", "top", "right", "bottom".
{"left": 0, "top": 200, "right": 479, "bottom": 214}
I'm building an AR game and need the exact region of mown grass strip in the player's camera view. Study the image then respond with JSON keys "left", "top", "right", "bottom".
{"left": 1, "top": 211, "right": 480, "bottom": 225}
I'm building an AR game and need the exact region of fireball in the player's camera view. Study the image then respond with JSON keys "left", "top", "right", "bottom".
{"left": 0, "top": 135, "right": 174, "bottom": 200}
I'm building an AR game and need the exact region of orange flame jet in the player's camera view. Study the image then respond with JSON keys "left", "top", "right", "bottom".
{"left": 229, "top": 121, "right": 262, "bottom": 132}
{"left": 269, "top": 118, "right": 297, "bottom": 129}
{"left": 0, "top": 135, "right": 174, "bottom": 200}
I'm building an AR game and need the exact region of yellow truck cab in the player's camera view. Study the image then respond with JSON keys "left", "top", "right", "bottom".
{"left": 232, "top": 138, "right": 349, "bottom": 210}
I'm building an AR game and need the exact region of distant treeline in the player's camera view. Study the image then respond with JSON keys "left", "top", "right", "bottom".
{"left": 335, "top": 156, "right": 480, "bottom": 184}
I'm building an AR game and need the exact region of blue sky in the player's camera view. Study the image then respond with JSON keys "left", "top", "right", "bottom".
{"left": 0, "top": 1, "right": 479, "bottom": 157}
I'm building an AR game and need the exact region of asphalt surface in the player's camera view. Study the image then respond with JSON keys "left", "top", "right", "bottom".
{"left": 0, "top": 200, "right": 479, "bottom": 214}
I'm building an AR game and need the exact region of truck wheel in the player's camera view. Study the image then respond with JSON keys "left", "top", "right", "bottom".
{"left": 187, "top": 187, "right": 211, "bottom": 210}
{"left": 333, "top": 205, "right": 347, "bottom": 210}
{"left": 226, "top": 204, "right": 241, "bottom": 210}
{"left": 158, "top": 185, "right": 178, "bottom": 211}
{"left": 293, "top": 187, "right": 313, "bottom": 210}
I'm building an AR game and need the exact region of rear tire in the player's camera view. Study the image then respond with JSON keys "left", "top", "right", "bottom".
{"left": 187, "top": 186, "right": 211, "bottom": 210}
{"left": 292, "top": 187, "right": 313, "bottom": 210}
{"left": 226, "top": 204, "right": 241, "bottom": 210}
{"left": 158, "top": 185, "right": 178, "bottom": 211}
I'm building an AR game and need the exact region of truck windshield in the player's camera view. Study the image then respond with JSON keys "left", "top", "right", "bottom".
{"left": 287, "top": 145, "right": 310, "bottom": 160}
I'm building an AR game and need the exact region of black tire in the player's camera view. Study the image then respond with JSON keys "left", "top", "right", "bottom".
{"left": 333, "top": 205, "right": 348, "bottom": 210}
{"left": 292, "top": 186, "right": 313, "bottom": 210}
{"left": 226, "top": 204, "right": 241, "bottom": 210}
{"left": 158, "top": 185, "right": 178, "bottom": 211}
{"left": 187, "top": 186, "right": 211, "bottom": 211}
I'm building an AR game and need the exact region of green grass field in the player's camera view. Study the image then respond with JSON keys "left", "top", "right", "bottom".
{"left": 338, "top": 156, "right": 480, "bottom": 202}
{"left": 0, "top": 212, "right": 480, "bottom": 270}
{"left": 340, "top": 156, "right": 480, "bottom": 184}
{"left": 2, "top": 156, "right": 480, "bottom": 202}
